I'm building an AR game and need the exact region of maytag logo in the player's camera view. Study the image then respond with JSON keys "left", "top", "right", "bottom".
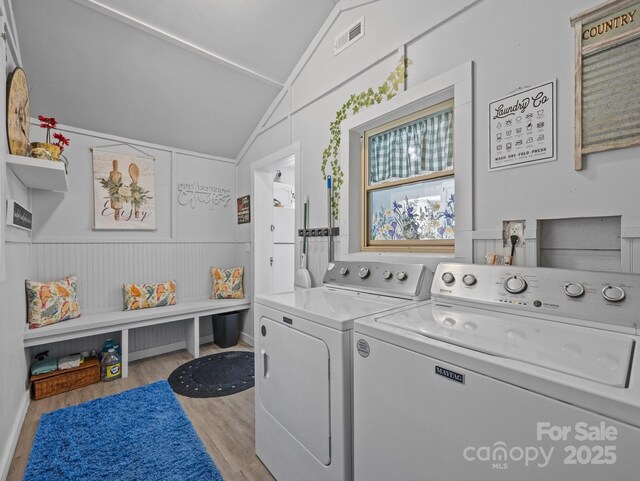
{"left": 435, "top": 365, "right": 465, "bottom": 384}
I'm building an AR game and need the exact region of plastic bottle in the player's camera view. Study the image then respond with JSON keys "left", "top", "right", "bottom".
{"left": 100, "top": 339, "right": 116, "bottom": 361}
{"left": 101, "top": 348, "right": 122, "bottom": 382}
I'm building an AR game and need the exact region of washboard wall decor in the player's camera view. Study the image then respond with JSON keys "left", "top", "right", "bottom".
{"left": 571, "top": 0, "right": 640, "bottom": 170}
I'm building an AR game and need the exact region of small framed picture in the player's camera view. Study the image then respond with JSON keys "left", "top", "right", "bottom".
{"left": 6, "top": 199, "right": 32, "bottom": 231}
{"left": 237, "top": 195, "right": 250, "bottom": 224}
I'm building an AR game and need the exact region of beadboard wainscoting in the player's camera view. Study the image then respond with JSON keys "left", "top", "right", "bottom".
{"left": 625, "top": 235, "right": 640, "bottom": 274}
{"left": 305, "top": 237, "right": 339, "bottom": 287}
{"left": 28, "top": 241, "right": 242, "bottom": 357}
{"left": 472, "top": 235, "right": 538, "bottom": 268}
{"left": 473, "top": 228, "right": 640, "bottom": 274}
{"left": 30, "top": 242, "right": 238, "bottom": 312}
{"left": 0, "top": 242, "right": 32, "bottom": 481}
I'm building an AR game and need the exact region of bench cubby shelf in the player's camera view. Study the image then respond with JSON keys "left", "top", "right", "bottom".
{"left": 7, "top": 154, "right": 69, "bottom": 192}
{"left": 24, "top": 298, "right": 251, "bottom": 378}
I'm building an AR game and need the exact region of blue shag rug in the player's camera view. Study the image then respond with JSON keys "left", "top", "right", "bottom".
{"left": 24, "top": 381, "right": 224, "bottom": 481}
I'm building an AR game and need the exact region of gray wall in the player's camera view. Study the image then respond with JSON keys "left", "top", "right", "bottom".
{"left": 1, "top": 104, "right": 239, "bottom": 480}
{"left": 27, "top": 122, "right": 240, "bottom": 351}
{"left": 0, "top": 171, "right": 32, "bottom": 480}
{"left": 5, "top": 0, "right": 640, "bottom": 474}
{"left": 0, "top": 7, "right": 32, "bottom": 476}
{"left": 235, "top": 0, "right": 640, "bottom": 332}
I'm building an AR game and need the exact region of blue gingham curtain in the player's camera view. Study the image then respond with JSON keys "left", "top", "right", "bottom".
{"left": 369, "top": 107, "right": 453, "bottom": 184}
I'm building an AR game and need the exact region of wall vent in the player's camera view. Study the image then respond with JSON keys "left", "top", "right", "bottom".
{"left": 334, "top": 17, "right": 364, "bottom": 56}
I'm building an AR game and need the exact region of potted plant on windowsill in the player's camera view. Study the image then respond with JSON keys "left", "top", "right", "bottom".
{"left": 31, "top": 115, "right": 70, "bottom": 171}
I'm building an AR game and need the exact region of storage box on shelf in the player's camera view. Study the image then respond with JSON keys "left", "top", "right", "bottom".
{"left": 30, "top": 356, "right": 100, "bottom": 400}
{"left": 6, "top": 154, "right": 68, "bottom": 192}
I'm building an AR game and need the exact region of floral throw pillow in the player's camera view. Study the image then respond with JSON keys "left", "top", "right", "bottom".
{"left": 26, "top": 276, "right": 81, "bottom": 329}
{"left": 211, "top": 267, "right": 244, "bottom": 299}
{"left": 123, "top": 281, "right": 176, "bottom": 311}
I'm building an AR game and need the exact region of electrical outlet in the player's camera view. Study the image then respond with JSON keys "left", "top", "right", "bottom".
{"left": 502, "top": 220, "right": 525, "bottom": 247}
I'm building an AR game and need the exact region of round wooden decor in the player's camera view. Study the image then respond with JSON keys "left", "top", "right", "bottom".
{"left": 7, "top": 67, "right": 30, "bottom": 156}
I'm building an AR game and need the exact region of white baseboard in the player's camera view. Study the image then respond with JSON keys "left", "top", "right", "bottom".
{"left": 128, "top": 335, "right": 215, "bottom": 362}
{"left": 129, "top": 332, "right": 253, "bottom": 363}
{"left": 129, "top": 341, "right": 189, "bottom": 362}
{"left": 0, "top": 389, "right": 30, "bottom": 481}
{"left": 240, "top": 331, "right": 254, "bottom": 346}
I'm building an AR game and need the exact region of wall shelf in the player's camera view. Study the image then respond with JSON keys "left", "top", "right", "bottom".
{"left": 6, "top": 154, "right": 68, "bottom": 192}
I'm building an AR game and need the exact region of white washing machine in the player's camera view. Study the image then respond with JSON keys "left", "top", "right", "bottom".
{"left": 353, "top": 262, "right": 640, "bottom": 481}
{"left": 254, "top": 260, "right": 432, "bottom": 481}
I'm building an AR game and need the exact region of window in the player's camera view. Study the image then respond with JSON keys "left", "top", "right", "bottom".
{"left": 361, "top": 99, "right": 455, "bottom": 252}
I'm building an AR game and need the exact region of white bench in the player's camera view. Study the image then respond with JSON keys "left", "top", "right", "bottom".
{"left": 23, "top": 299, "right": 251, "bottom": 378}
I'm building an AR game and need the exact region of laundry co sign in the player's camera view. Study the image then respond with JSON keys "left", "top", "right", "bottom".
{"left": 177, "top": 181, "right": 231, "bottom": 209}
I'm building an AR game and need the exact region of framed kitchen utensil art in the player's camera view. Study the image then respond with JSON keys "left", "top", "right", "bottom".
{"left": 92, "top": 148, "right": 156, "bottom": 230}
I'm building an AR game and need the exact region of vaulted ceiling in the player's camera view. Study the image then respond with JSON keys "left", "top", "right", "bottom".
{"left": 12, "top": 0, "right": 337, "bottom": 159}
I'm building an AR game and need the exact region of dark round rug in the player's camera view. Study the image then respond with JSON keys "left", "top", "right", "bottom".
{"left": 168, "top": 351, "right": 254, "bottom": 398}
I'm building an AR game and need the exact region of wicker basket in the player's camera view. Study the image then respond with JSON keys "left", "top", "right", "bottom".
{"left": 31, "top": 356, "right": 100, "bottom": 400}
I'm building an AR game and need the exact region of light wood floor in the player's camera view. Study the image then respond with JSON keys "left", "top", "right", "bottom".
{"left": 8, "top": 342, "right": 275, "bottom": 481}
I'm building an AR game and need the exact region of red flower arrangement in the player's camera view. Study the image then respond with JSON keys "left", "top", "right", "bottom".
{"left": 37, "top": 115, "right": 71, "bottom": 153}
{"left": 53, "top": 132, "right": 70, "bottom": 153}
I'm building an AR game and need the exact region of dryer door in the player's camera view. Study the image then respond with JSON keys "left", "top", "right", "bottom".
{"left": 259, "top": 316, "right": 331, "bottom": 465}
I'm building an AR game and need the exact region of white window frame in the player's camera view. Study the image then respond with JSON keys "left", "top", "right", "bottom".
{"left": 338, "top": 61, "right": 473, "bottom": 264}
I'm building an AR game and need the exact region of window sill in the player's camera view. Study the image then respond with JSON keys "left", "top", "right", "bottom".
{"left": 339, "top": 249, "right": 457, "bottom": 271}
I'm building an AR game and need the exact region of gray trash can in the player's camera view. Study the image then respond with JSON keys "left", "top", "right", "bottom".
{"left": 212, "top": 312, "right": 240, "bottom": 348}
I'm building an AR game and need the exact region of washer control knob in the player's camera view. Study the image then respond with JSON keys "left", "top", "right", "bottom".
{"left": 359, "top": 267, "right": 370, "bottom": 279}
{"left": 602, "top": 285, "right": 625, "bottom": 302}
{"left": 339, "top": 267, "right": 349, "bottom": 276}
{"left": 396, "top": 271, "right": 407, "bottom": 281}
{"left": 441, "top": 272, "right": 455, "bottom": 284}
{"left": 504, "top": 276, "right": 528, "bottom": 294}
{"left": 462, "top": 274, "right": 477, "bottom": 286}
{"left": 564, "top": 282, "right": 585, "bottom": 298}
{"left": 382, "top": 270, "right": 392, "bottom": 280}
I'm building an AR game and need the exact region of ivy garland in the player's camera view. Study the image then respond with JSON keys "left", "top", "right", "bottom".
{"left": 321, "top": 56, "right": 410, "bottom": 220}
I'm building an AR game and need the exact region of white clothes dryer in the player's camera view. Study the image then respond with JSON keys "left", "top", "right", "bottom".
{"left": 354, "top": 262, "right": 640, "bottom": 481}
{"left": 254, "top": 260, "right": 432, "bottom": 481}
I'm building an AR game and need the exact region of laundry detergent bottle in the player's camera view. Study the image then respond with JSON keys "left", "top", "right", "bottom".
{"left": 101, "top": 348, "right": 122, "bottom": 382}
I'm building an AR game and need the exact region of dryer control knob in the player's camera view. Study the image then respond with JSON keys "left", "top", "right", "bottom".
{"left": 602, "top": 285, "right": 625, "bottom": 302}
{"left": 564, "top": 282, "right": 585, "bottom": 298}
{"left": 442, "top": 272, "right": 455, "bottom": 284}
{"left": 359, "top": 267, "right": 370, "bottom": 279}
{"left": 462, "top": 274, "right": 477, "bottom": 286}
{"left": 504, "top": 275, "right": 528, "bottom": 294}
{"left": 382, "top": 270, "right": 392, "bottom": 280}
{"left": 340, "top": 267, "right": 349, "bottom": 276}
{"left": 396, "top": 271, "right": 407, "bottom": 281}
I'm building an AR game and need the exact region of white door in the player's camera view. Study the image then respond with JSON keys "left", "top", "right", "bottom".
{"left": 259, "top": 315, "right": 331, "bottom": 465}
{"left": 272, "top": 244, "right": 294, "bottom": 293}
{"left": 251, "top": 145, "right": 299, "bottom": 298}
{"left": 273, "top": 207, "right": 295, "bottom": 243}
{"left": 271, "top": 184, "right": 295, "bottom": 291}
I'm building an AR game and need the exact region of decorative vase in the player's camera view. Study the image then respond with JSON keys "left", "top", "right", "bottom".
{"left": 30, "top": 142, "right": 61, "bottom": 160}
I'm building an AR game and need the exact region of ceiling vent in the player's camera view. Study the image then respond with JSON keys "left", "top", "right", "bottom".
{"left": 334, "top": 17, "right": 364, "bottom": 56}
